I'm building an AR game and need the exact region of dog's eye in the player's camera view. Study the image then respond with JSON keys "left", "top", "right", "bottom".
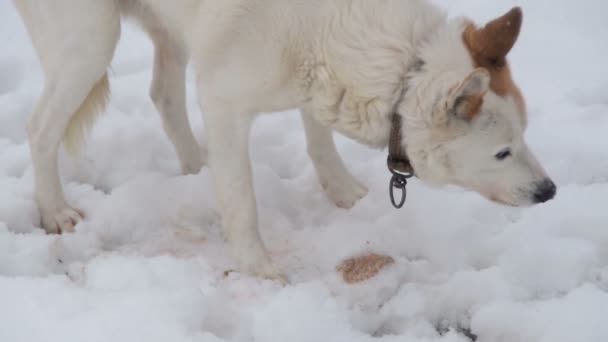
{"left": 495, "top": 148, "right": 512, "bottom": 161}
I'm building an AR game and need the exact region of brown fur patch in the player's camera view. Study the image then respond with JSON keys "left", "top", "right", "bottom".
{"left": 462, "top": 8, "right": 528, "bottom": 120}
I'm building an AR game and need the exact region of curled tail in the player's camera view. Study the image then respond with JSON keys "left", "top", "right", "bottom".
{"left": 63, "top": 72, "right": 110, "bottom": 156}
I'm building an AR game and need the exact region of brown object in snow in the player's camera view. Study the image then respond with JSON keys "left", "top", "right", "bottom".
{"left": 337, "top": 253, "right": 395, "bottom": 283}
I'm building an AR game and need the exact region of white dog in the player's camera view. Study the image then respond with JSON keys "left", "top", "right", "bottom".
{"left": 12, "top": 0, "right": 556, "bottom": 282}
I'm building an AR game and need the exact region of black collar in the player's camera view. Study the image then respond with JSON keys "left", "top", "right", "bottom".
{"left": 386, "top": 57, "right": 424, "bottom": 179}
{"left": 387, "top": 112, "right": 415, "bottom": 208}
{"left": 387, "top": 113, "right": 414, "bottom": 176}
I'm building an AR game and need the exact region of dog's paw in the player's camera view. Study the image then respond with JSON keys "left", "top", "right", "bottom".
{"left": 180, "top": 151, "right": 205, "bottom": 175}
{"left": 254, "top": 262, "right": 290, "bottom": 286}
{"left": 40, "top": 206, "right": 84, "bottom": 234}
{"left": 232, "top": 247, "right": 290, "bottom": 285}
{"left": 322, "top": 177, "right": 368, "bottom": 209}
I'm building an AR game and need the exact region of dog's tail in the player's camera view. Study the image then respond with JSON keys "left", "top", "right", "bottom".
{"left": 63, "top": 72, "right": 110, "bottom": 156}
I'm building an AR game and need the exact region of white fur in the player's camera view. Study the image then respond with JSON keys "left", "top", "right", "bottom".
{"left": 11, "top": 0, "right": 554, "bottom": 281}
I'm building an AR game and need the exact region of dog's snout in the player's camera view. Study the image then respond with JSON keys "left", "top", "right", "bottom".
{"left": 533, "top": 179, "right": 556, "bottom": 204}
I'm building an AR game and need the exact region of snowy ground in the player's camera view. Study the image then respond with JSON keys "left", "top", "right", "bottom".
{"left": 1, "top": 1, "right": 608, "bottom": 341}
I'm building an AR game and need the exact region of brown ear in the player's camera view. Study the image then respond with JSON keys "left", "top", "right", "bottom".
{"left": 464, "top": 7, "right": 523, "bottom": 68}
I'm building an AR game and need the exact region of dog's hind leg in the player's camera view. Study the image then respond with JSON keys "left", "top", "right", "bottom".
{"left": 301, "top": 110, "right": 368, "bottom": 209}
{"left": 13, "top": 0, "right": 120, "bottom": 233}
{"left": 148, "top": 29, "right": 204, "bottom": 175}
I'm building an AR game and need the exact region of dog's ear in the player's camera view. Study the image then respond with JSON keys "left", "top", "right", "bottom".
{"left": 464, "top": 7, "right": 523, "bottom": 69}
{"left": 448, "top": 68, "right": 490, "bottom": 121}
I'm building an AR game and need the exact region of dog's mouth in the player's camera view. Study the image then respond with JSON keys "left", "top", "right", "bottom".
{"left": 488, "top": 196, "right": 518, "bottom": 207}
{"left": 487, "top": 191, "right": 539, "bottom": 208}
{"left": 459, "top": 183, "right": 521, "bottom": 207}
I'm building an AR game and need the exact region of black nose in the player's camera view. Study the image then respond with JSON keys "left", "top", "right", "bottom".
{"left": 533, "top": 179, "right": 556, "bottom": 203}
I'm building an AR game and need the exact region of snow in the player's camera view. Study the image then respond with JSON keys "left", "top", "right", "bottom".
{"left": 1, "top": 0, "right": 608, "bottom": 341}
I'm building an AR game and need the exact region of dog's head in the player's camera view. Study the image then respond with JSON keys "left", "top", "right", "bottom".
{"left": 399, "top": 7, "right": 556, "bottom": 207}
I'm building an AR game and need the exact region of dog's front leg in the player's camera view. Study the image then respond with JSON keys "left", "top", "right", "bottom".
{"left": 203, "top": 104, "right": 287, "bottom": 283}
{"left": 301, "top": 110, "right": 368, "bottom": 209}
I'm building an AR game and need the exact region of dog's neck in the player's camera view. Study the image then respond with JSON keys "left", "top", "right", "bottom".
{"left": 305, "top": 0, "right": 447, "bottom": 150}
